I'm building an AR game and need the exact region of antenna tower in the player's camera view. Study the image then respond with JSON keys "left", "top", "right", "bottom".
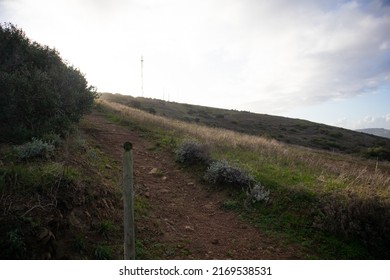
{"left": 141, "top": 56, "right": 144, "bottom": 97}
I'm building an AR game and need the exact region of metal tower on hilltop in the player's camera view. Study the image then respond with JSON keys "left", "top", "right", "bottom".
{"left": 140, "top": 55, "right": 144, "bottom": 97}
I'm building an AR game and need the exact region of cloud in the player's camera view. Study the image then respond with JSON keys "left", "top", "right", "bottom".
{"left": 239, "top": 0, "right": 390, "bottom": 112}
{"left": 337, "top": 113, "right": 390, "bottom": 129}
{"left": 1, "top": 0, "right": 390, "bottom": 115}
{"left": 360, "top": 114, "right": 390, "bottom": 129}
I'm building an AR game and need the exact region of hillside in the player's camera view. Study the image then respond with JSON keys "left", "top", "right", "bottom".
{"left": 0, "top": 109, "right": 310, "bottom": 259}
{"left": 98, "top": 100, "right": 390, "bottom": 259}
{"left": 357, "top": 128, "right": 390, "bottom": 139}
{"left": 2, "top": 100, "right": 389, "bottom": 259}
{"left": 101, "top": 93, "right": 390, "bottom": 159}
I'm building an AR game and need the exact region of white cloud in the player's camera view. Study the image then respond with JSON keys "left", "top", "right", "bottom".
{"left": 339, "top": 113, "right": 390, "bottom": 129}
{"left": 1, "top": 0, "right": 390, "bottom": 116}
{"left": 215, "top": 0, "right": 390, "bottom": 112}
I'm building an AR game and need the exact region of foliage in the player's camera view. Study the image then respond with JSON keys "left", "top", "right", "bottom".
{"left": 0, "top": 162, "right": 75, "bottom": 194}
{"left": 72, "top": 236, "right": 87, "bottom": 253}
{"left": 314, "top": 193, "right": 390, "bottom": 258}
{"left": 14, "top": 138, "right": 55, "bottom": 160}
{"left": 0, "top": 23, "right": 98, "bottom": 143}
{"left": 130, "top": 100, "right": 141, "bottom": 109}
{"left": 175, "top": 139, "right": 210, "bottom": 166}
{"left": 41, "top": 133, "right": 62, "bottom": 147}
{"left": 0, "top": 229, "right": 27, "bottom": 259}
{"left": 97, "top": 220, "right": 115, "bottom": 239}
{"left": 246, "top": 183, "right": 270, "bottom": 204}
{"left": 93, "top": 245, "right": 112, "bottom": 260}
{"left": 365, "top": 147, "right": 390, "bottom": 161}
{"left": 0, "top": 217, "right": 33, "bottom": 259}
{"left": 204, "top": 160, "right": 253, "bottom": 188}
{"left": 221, "top": 199, "right": 240, "bottom": 210}
{"left": 146, "top": 107, "right": 156, "bottom": 115}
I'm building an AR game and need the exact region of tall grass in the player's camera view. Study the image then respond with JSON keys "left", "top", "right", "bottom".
{"left": 101, "top": 100, "right": 282, "bottom": 151}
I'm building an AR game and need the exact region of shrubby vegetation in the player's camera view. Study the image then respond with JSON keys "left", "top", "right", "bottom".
{"left": 176, "top": 139, "right": 271, "bottom": 205}
{"left": 175, "top": 139, "right": 210, "bottom": 166}
{"left": 0, "top": 23, "right": 98, "bottom": 143}
{"left": 365, "top": 147, "right": 390, "bottom": 161}
{"left": 315, "top": 193, "right": 390, "bottom": 258}
{"left": 14, "top": 138, "right": 55, "bottom": 161}
{"left": 204, "top": 160, "right": 253, "bottom": 188}
{"left": 246, "top": 184, "right": 271, "bottom": 204}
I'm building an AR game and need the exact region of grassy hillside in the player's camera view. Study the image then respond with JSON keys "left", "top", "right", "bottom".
{"left": 0, "top": 124, "right": 124, "bottom": 259}
{"left": 99, "top": 98, "right": 390, "bottom": 259}
{"left": 100, "top": 93, "right": 390, "bottom": 160}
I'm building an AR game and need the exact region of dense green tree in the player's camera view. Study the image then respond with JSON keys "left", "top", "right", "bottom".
{"left": 0, "top": 23, "right": 98, "bottom": 143}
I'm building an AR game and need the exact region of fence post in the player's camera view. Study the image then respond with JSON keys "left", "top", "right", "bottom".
{"left": 123, "top": 142, "right": 135, "bottom": 260}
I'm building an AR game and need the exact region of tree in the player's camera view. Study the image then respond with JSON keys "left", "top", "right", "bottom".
{"left": 0, "top": 23, "right": 98, "bottom": 143}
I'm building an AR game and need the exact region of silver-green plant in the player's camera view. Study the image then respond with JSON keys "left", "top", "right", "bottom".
{"left": 246, "top": 183, "right": 270, "bottom": 204}
{"left": 204, "top": 160, "right": 253, "bottom": 187}
{"left": 14, "top": 138, "right": 55, "bottom": 160}
{"left": 175, "top": 139, "right": 210, "bottom": 166}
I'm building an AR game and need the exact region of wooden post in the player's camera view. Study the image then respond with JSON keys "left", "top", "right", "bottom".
{"left": 123, "top": 142, "right": 135, "bottom": 260}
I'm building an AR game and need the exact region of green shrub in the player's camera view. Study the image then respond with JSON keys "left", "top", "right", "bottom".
{"left": 246, "top": 184, "right": 270, "bottom": 204}
{"left": 93, "top": 245, "right": 112, "bottom": 260}
{"left": 41, "top": 133, "right": 62, "bottom": 147}
{"left": 1, "top": 229, "right": 27, "bottom": 259}
{"left": 365, "top": 147, "right": 390, "bottom": 161}
{"left": 0, "top": 217, "right": 33, "bottom": 259}
{"left": 130, "top": 100, "right": 141, "bottom": 109}
{"left": 0, "top": 23, "right": 98, "bottom": 143}
{"left": 0, "top": 162, "right": 71, "bottom": 193}
{"left": 175, "top": 139, "right": 210, "bottom": 166}
{"left": 97, "top": 220, "right": 115, "bottom": 239}
{"left": 14, "top": 138, "right": 55, "bottom": 160}
{"left": 72, "top": 236, "right": 87, "bottom": 253}
{"left": 221, "top": 199, "right": 240, "bottom": 210}
{"left": 204, "top": 160, "right": 253, "bottom": 188}
{"left": 147, "top": 107, "right": 156, "bottom": 115}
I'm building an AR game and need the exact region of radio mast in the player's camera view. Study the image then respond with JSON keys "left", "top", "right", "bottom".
{"left": 140, "top": 55, "right": 144, "bottom": 97}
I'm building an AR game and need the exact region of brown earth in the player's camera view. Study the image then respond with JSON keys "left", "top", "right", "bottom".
{"left": 81, "top": 111, "right": 306, "bottom": 259}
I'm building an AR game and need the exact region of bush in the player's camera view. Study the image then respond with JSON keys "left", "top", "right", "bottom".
{"left": 147, "top": 107, "right": 156, "bottom": 115}
{"left": 175, "top": 139, "right": 210, "bottom": 166}
{"left": 204, "top": 160, "right": 253, "bottom": 188}
{"left": 246, "top": 184, "right": 270, "bottom": 204}
{"left": 314, "top": 193, "right": 390, "bottom": 258}
{"left": 130, "top": 100, "right": 141, "bottom": 109}
{"left": 0, "top": 23, "right": 98, "bottom": 143}
{"left": 41, "top": 133, "right": 62, "bottom": 147}
{"left": 14, "top": 138, "right": 55, "bottom": 160}
{"left": 94, "top": 245, "right": 112, "bottom": 260}
{"left": 365, "top": 147, "right": 390, "bottom": 161}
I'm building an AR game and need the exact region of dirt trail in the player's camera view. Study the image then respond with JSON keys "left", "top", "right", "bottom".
{"left": 82, "top": 111, "right": 304, "bottom": 259}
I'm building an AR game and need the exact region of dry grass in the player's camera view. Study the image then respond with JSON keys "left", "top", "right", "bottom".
{"left": 102, "top": 100, "right": 286, "bottom": 152}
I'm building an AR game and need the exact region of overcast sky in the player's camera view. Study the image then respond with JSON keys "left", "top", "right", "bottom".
{"left": 1, "top": 0, "right": 390, "bottom": 129}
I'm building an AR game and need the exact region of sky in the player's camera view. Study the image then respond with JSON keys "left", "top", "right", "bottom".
{"left": 1, "top": 0, "right": 390, "bottom": 129}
